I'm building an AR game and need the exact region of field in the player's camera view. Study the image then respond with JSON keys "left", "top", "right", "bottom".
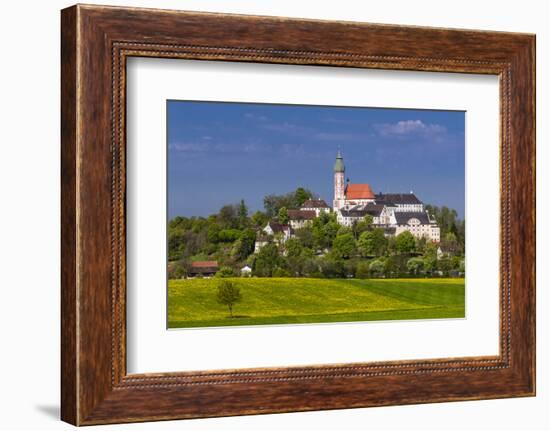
{"left": 168, "top": 277, "right": 465, "bottom": 329}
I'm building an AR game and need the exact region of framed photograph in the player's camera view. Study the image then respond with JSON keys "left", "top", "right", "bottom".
{"left": 61, "top": 4, "right": 535, "bottom": 425}
{"left": 164, "top": 101, "right": 466, "bottom": 331}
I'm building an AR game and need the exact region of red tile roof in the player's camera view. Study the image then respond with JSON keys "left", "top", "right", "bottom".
{"left": 191, "top": 261, "right": 218, "bottom": 268}
{"left": 345, "top": 184, "right": 375, "bottom": 199}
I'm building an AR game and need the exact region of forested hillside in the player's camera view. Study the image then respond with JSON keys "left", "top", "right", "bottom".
{"left": 168, "top": 187, "right": 465, "bottom": 279}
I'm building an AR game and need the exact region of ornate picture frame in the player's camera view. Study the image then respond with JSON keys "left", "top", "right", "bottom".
{"left": 61, "top": 4, "right": 535, "bottom": 425}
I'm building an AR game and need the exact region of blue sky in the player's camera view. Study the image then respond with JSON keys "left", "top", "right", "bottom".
{"left": 168, "top": 101, "right": 465, "bottom": 219}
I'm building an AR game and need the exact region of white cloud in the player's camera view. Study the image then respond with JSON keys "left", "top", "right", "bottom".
{"left": 168, "top": 142, "right": 210, "bottom": 152}
{"left": 169, "top": 139, "right": 271, "bottom": 155}
{"left": 374, "top": 120, "right": 447, "bottom": 137}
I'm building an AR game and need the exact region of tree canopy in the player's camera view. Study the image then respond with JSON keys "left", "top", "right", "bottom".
{"left": 395, "top": 231, "right": 416, "bottom": 254}
{"left": 263, "top": 187, "right": 316, "bottom": 217}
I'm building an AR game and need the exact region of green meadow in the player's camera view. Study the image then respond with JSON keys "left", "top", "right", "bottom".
{"left": 168, "top": 277, "right": 465, "bottom": 329}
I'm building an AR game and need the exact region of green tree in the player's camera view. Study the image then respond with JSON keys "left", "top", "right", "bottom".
{"left": 238, "top": 199, "right": 248, "bottom": 228}
{"left": 287, "top": 255, "right": 305, "bottom": 277}
{"left": 216, "top": 280, "right": 241, "bottom": 317}
{"left": 264, "top": 188, "right": 315, "bottom": 214}
{"left": 278, "top": 206, "right": 289, "bottom": 225}
{"left": 407, "top": 257, "right": 425, "bottom": 275}
{"left": 395, "top": 231, "right": 416, "bottom": 254}
{"left": 451, "top": 256, "right": 463, "bottom": 272}
{"left": 312, "top": 212, "right": 339, "bottom": 250}
{"left": 369, "top": 259, "right": 385, "bottom": 277}
{"left": 355, "top": 261, "right": 371, "bottom": 279}
{"left": 344, "top": 259, "right": 358, "bottom": 278}
{"left": 415, "top": 236, "right": 428, "bottom": 254}
{"left": 357, "top": 231, "right": 373, "bottom": 257}
{"left": 319, "top": 256, "right": 345, "bottom": 278}
{"left": 302, "top": 257, "right": 320, "bottom": 277}
{"left": 169, "top": 216, "right": 190, "bottom": 230}
{"left": 424, "top": 242, "right": 439, "bottom": 258}
{"left": 285, "top": 238, "right": 303, "bottom": 259}
{"left": 263, "top": 192, "right": 295, "bottom": 217}
{"left": 357, "top": 229, "right": 388, "bottom": 257}
{"left": 190, "top": 217, "right": 208, "bottom": 234}
{"left": 321, "top": 220, "right": 340, "bottom": 249}
{"left": 386, "top": 236, "right": 397, "bottom": 255}
{"left": 206, "top": 223, "right": 221, "bottom": 243}
{"left": 217, "top": 229, "right": 241, "bottom": 242}
{"left": 215, "top": 266, "right": 235, "bottom": 278}
{"left": 241, "top": 229, "right": 256, "bottom": 255}
{"left": 273, "top": 267, "right": 291, "bottom": 277}
{"left": 426, "top": 204, "right": 465, "bottom": 253}
{"left": 384, "top": 256, "right": 400, "bottom": 277}
{"left": 218, "top": 204, "right": 239, "bottom": 228}
{"left": 456, "top": 219, "right": 466, "bottom": 254}
{"left": 251, "top": 211, "right": 268, "bottom": 228}
{"left": 231, "top": 229, "right": 256, "bottom": 261}
{"left": 285, "top": 238, "right": 305, "bottom": 276}
{"left": 353, "top": 215, "right": 373, "bottom": 239}
{"left": 294, "top": 226, "right": 314, "bottom": 249}
{"left": 254, "top": 243, "right": 280, "bottom": 277}
{"left": 337, "top": 225, "right": 353, "bottom": 236}
{"left": 423, "top": 255, "right": 437, "bottom": 274}
{"left": 441, "top": 231, "right": 460, "bottom": 255}
{"left": 332, "top": 233, "right": 356, "bottom": 259}
{"left": 294, "top": 187, "right": 313, "bottom": 207}
{"left": 168, "top": 227, "right": 186, "bottom": 260}
{"left": 177, "top": 229, "right": 207, "bottom": 258}
{"left": 438, "top": 256, "right": 454, "bottom": 274}
{"left": 168, "top": 261, "right": 187, "bottom": 279}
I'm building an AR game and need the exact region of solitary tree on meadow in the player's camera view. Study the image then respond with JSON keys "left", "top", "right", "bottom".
{"left": 216, "top": 280, "right": 242, "bottom": 317}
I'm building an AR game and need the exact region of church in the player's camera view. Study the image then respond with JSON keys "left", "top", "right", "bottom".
{"left": 256, "top": 152, "right": 441, "bottom": 253}
{"left": 331, "top": 151, "right": 440, "bottom": 241}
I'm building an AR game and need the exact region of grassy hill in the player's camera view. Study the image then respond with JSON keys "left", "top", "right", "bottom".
{"left": 168, "top": 277, "right": 465, "bottom": 329}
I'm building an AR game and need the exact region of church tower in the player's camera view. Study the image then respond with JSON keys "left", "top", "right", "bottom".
{"left": 333, "top": 151, "right": 345, "bottom": 210}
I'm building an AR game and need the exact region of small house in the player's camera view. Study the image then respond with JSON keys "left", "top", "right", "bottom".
{"left": 300, "top": 199, "right": 330, "bottom": 216}
{"left": 240, "top": 265, "right": 252, "bottom": 277}
{"left": 288, "top": 209, "right": 316, "bottom": 229}
{"left": 188, "top": 261, "right": 219, "bottom": 278}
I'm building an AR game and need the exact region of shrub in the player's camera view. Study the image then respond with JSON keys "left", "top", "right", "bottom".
{"left": 406, "top": 257, "right": 425, "bottom": 275}
{"left": 273, "top": 267, "right": 291, "bottom": 277}
{"left": 355, "top": 261, "right": 371, "bottom": 279}
{"left": 369, "top": 259, "right": 385, "bottom": 277}
{"left": 215, "top": 266, "right": 235, "bottom": 278}
{"left": 217, "top": 229, "right": 241, "bottom": 242}
{"left": 319, "top": 257, "right": 345, "bottom": 278}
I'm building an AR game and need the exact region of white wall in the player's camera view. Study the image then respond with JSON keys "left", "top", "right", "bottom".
{"left": 0, "top": 0, "right": 546, "bottom": 430}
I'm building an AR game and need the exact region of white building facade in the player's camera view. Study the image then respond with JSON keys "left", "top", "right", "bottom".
{"left": 255, "top": 151, "right": 442, "bottom": 253}
{"left": 332, "top": 152, "right": 440, "bottom": 242}
{"left": 254, "top": 221, "right": 294, "bottom": 253}
{"left": 300, "top": 199, "right": 331, "bottom": 216}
